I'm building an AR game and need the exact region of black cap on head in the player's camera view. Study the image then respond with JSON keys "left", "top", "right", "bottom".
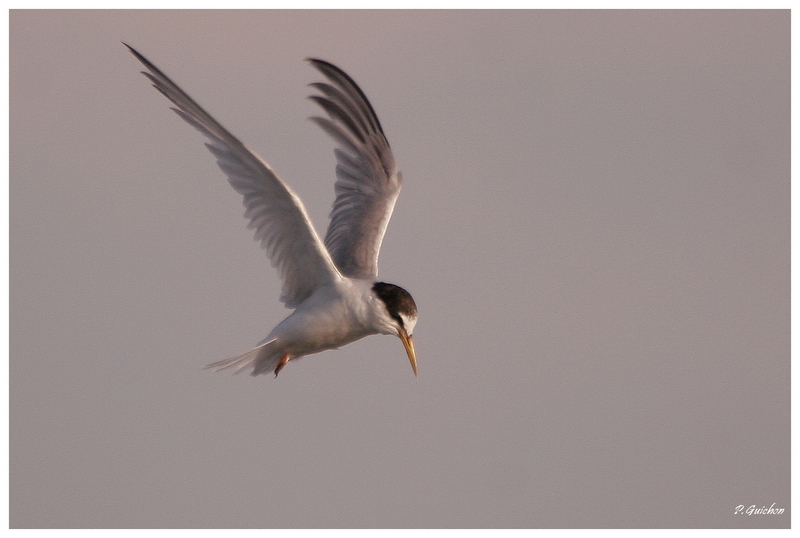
{"left": 372, "top": 282, "right": 417, "bottom": 326}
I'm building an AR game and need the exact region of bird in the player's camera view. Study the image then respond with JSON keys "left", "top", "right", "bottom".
{"left": 126, "top": 44, "right": 418, "bottom": 378}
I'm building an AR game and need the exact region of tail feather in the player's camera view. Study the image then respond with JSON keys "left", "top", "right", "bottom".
{"left": 205, "top": 338, "right": 282, "bottom": 376}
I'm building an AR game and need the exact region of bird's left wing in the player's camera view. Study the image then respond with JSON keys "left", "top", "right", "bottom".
{"left": 126, "top": 44, "right": 342, "bottom": 308}
{"left": 307, "top": 59, "right": 403, "bottom": 280}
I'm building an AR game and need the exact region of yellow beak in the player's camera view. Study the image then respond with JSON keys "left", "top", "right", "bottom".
{"left": 399, "top": 330, "right": 418, "bottom": 378}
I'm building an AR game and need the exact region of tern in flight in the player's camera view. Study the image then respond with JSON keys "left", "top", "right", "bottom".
{"left": 126, "top": 44, "right": 417, "bottom": 378}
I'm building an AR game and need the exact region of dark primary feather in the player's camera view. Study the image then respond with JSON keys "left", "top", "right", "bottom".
{"left": 306, "top": 59, "right": 386, "bottom": 136}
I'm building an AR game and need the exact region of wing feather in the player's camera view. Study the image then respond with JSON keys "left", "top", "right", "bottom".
{"left": 307, "top": 59, "right": 403, "bottom": 280}
{"left": 126, "top": 44, "right": 341, "bottom": 307}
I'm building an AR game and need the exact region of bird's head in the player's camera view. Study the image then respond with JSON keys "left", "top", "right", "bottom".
{"left": 372, "top": 282, "right": 418, "bottom": 377}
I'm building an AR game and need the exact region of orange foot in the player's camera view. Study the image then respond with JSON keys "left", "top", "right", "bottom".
{"left": 274, "top": 354, "right": 290, "bottom": 377}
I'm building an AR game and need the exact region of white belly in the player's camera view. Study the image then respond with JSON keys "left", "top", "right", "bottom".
{"left": 267, "top": 280, "right": 379, "bottom": 358}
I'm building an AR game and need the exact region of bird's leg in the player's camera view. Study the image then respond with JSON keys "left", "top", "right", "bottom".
{"left": 274, "top": 354, "right": 290, "bottom": 377}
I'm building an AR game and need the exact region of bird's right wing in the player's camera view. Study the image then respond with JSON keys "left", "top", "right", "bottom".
{"left": 307, "top": 59, "right": 403, "bottom": 280}
{"left": 126, "top": 44, "right": 341, "bottom": 308}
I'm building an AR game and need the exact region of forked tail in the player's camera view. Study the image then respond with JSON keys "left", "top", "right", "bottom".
{"left": 204, "top": 338, "right": 287, "bottom": 377}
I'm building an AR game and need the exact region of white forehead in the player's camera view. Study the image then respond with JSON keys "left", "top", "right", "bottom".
{"left": 400, "top": 313, "right": 417, "bottom": 335}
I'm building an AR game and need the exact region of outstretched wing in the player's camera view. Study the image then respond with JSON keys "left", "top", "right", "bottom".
{"left": 307, "top": 59, "right": 403, "bottom": 280}
{"left": 126, "top": 44, "right": 341, "bottom": 308}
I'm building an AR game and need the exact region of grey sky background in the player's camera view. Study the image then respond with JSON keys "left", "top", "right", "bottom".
{"left": 10, "top": 10, "right": 789, "bottom": 528}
